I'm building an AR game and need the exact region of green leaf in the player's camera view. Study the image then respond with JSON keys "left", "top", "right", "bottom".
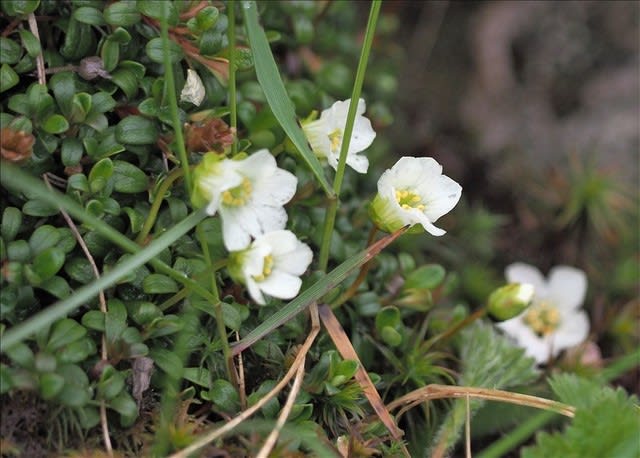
{"left": 5, "top": 342, "right": 34, "bottom": 367}
{"left": 207, "top": 379, "right": 240, "bottom": 412}
{"left": 104, "top": 0, "right": 140, "bottom": 27}
{"left": 109, "top": 391, "right": 138, "bottom": 427}
{"left": 1, "top": 207, "right": 22, "bottom": 241}
{"left": 112, "top": 160, "right": 148, "bottom": 193}
{"left": 150, "top": 348, "right": 182, "bottom": 379}
{"left": 73, "top": 6, "right": 105, "bottom": 25}
{"left": 0, "top": 37, "right": 22, "bottom": 64}
{"left": 57, "top": 336, "right": 94, "bottom": 363}
{"left": 183, "top": 367, "right": 211, "bottom": 388}
{"left": 29, "top": 225, "right": 60, "bottom": 255}
{"left": 137, "top": 0, "right": 178, "bottom": 25}
{"left": 375, "top": 306, "right": 401, "bottom": 331}
{"left": 22, "top": 199, "right": 58, "bottom": 217}
{"left": 142, "top": 273, "right": 178, "bottom": 294}
{"left": 404, "top": 264, "right": 446, "bottom": 290}
{"left": 88, "top": 157, "right": 114, "bottom": 193}
{"left": 127, "top": 301, "right": 161, "bottom": 326}
{"left": 65, "top": 257, "right": 95, "bottom": 284}
{"left": 242, "top": 1, "right": 333, "bottom": 196}
{"left": 56, "top": 364, "right": 91, "bottom": 407}
{"left": 61, "top": 137, "right": 84, "bottom": 166}
{"left": 115, "top": 115, "right": 158, "bottom": 145}
{"left": 91, "top": 92, "right": 117, "bottom": 113}
{"left": 18, "top": 29, "right": 40, "bottom": 57}
{"left": 0, "top": 64, "right": 19, "bottom": 92}
{"left": 42, "top": 114, "right": 69, "bottom": 134}
{"left": 101, "top": 37, "right": 120, "bottom": 73}
{"left": 69, "top": 92, "right": 92, "bottom": 123}
{"left": 38, "top": 275, "right": 71, "bottom": 299}
{"left": 82, "top": 310, "right": 105, "bottom": 332}
{"left": 1, "top": 0, "right": 40, "bottom": 16}
{"left": 39, "top": 372, "right": 65, "bottom": 400}
{"left": 46, "top": 318, "right": 87, "bottom": 351}
{"left": 110, "top": 68, "right": 138, "bottom": 99}
{"left": 98, "top": 365, "right": 125, "bottom": 400}
{"left": 145, "top": 37, "right": 183, "bottom": 64}
{"left": 31, "top": 247, "right": 65, "bottom": 280}
{"left": 523, "top": 375, "right": 640, "bottom": 458}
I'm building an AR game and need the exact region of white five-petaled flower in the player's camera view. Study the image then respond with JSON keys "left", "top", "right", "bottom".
{"left": 192, "top": 149, "right": 297, "bottom": 251}
{"left": 180, "top": 68, "right": 205, "bottom": 106}
{"left": 302, "top": 98, "right": 376, "bottom": 174}
{"left": 228, "top": 230, "right": 313, "bottom": 305}
{"left": 368, "top": 156, "right": 462, "bottom": 235}
{"left": 497, "top": 263, "right": 590, "bottom": 364}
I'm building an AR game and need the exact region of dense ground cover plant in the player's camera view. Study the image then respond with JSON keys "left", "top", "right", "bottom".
{"left": 1, "top": 1, "right": 638, "bottom": 457}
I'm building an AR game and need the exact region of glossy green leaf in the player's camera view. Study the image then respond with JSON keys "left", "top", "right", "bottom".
{"left": 56, "top": 364, "right": 91, "bottom": 407}
{"left": 1, "top": 0, "right": 40, "bottom": 16}
{"left": 98, "top": 365, "right": 125, "bottom": 400}
{"left": 69, "top": 92, "right": 92, "bottom": 123}
{"left": 81, "top": 310, "right": 105, "bottom": 332}
{"left": 242, "top": 1, "right": 332, "bottom": 196}
{"left": 46, "top": 318, "right": 87, "bottom": 351}
{"left": 137, "top": 0, "right": 178, "bottom": 25}
{"left": 145, "top": 37, "right": 183, "bottom": 64}
{"left": 4, "top": 342, "right": 34, "bottom": 367}
{"left": 0, "top": 37, "right": 22, "bottom": 64}
{"left": 109, "top": 391, "right": 138, "bottom": 426}
{"left": 31, "top": 247, "right": 65, "bottom": 280}
{"left": 18, "top": 29, "right": 40, "bottom": 57}
{"left": 404, "top": 264, "right": 446, "bottom": 290}
{"left": 73, "top": 6, "right": 105, "bottom": 25}
{"left": 29, "top": 225, "right": 60, "bottom": 255}
{"left": 115, "top": 115, "right": 158, "bottom": 145}
{"left": 150, "top": 348, "right": 182, "bottom": 378}
{"left": 39, "top": 275, "right": 71, "bottom": 299}
{"left": 104, "top": 0, "right": 140, "bottom": 27}
{"left": 0, "top": 64, "right": 19, "bottom": 92}
{"left": 112, "top": 160, "right": 148, "bottom": 193}
{"left": 142, "top": 273, "right": 178, "bottom": 294}
{"left": 22, "top": 199, "right": 59, "bottom": 217}
{"left": 375, "top": 306, "right": 401, "bottom": 331}
{"left": 207, "top": 379, "right": 240, "bottom": 412}
{"left": 88, "top": 157, "right": 114, "bottom": 193}
{"left": 110, "top": 68, "right": 138, "bottom": 99}
{"left": 61, "top": 137, "right": 84, "bottom": 166}
{"left": 1, "top": 207, "right": 22, "bottom": 241}
{"left": 6, "top": 239, "right": 29, "bottom": 262}
{"left": 101, "top": 37, "right": 120, "bottom": 73}
{"left": 39, "top": 372, "right": 65, "bottom": 400}
{"left": 91, "top": 92, "right": 116, "bottom": 113}
{"left": 42, "top": 114, "right": 69, "bottom": 134}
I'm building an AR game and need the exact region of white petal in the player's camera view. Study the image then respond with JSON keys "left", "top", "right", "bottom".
{"left": 253, "top": 169, "right": 297, "bottom": 206}
{"left": 260, "top": 230, "right": 298, "bottom": 253}
{"left": 552, "top": 310, "right": 589, "bottom": 352}
{"left": 498, "top": 318, "right": 550, "bottom": 363}
{"left": 346, "top": 153, "right": 369, "bottom": 174}
{"left": 546, "top": 266, "right": 588, "bottom": 311}
{"left": 276, "top": 243, "right": 313, "bottom": 276}
{"left": 421, "top": 175, "right": 463, "bottom": 222}
{"left": 303, "top": 119, "right": 331, "bottom": 159}
{"left": 223, "top": 205, "right": 262, "bottom": 239}
{"left": 412, "top": 210, "right": 447, "bottom": 236}
{"left": 259, "top": 270, "right": 302, "bottom": 300}
{"left": 254, "top": 205, "right": 288, "bottom": 233}
{"left": 221, "top": 211, "right": 251, "bottom": 251}
{"left": 505, "top": 263, "right": 548, "bottom": 296}
{"left": 348, "top": 116, "right": 376, "bottom": 153}
{"left": 246, "top": 277, "right": 266, "bottom": 305}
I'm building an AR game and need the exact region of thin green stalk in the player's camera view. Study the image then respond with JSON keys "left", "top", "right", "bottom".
{"left": 195, "top": 223, "right": 234, "bottom": 382}
{"left": 135, "top": 168, "right": 185, "bottom": 244}
{"left": 160, "top": 6, "right": 192, "bottom": 195}
{"left": 318, "top": 0, "right": 381, "bottom": 271}
{"left": 227, "top": 0, "right": 238, "bottom": 155}
{"left": 477, "top": 347, "right": 640, "bottom": 458}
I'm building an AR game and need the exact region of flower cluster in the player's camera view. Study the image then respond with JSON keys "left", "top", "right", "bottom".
{"left": 192, "top": 149, "right": 312, "bottom": 304}
{"left": 496, "top": 262, "right": 590, "bottom": 364}
{"left": 193, "top": 100, "right": 463, "bottom": 304}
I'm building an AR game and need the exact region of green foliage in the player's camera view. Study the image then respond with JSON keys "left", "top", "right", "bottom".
{"left": 523, "top": 374, "right": 640, "bottom": 458}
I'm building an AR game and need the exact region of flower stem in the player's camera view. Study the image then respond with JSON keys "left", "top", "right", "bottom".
{"left": 227, "top": 0, "right": 238, "bottom": 155}
{"left": 135, "top": 167, "right": 185, "bottom": 245}
{"left": 160, "top": 8, "right": 192, "bottom": 195}
{"left": 317, "top": 0, "right": 381, "bottom": 272}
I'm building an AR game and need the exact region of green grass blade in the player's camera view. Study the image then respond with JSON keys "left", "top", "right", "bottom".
{"left": 1, "top": 209, "right": 204, "bottom": 349}
{"left": 232, "top": 227, "right": 407, "bottom": 355}
{"left": 242, "top": 0, "right": 334, "bottom": 197}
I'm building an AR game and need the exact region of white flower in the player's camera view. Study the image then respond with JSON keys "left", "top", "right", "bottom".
{"left": 302, "top": 98, "right": 376, "bottom": 174}
{"left": 228, "top": 230, "right": 313, "bottom": 305}
{"left": 368, "top": 156, "right": 462, "bottom": 235}
{"left": 497, "top": 263, "right": 590, "bottom": 364}
{"left": 180, "top": 69, "right": 205, "bottom": 106}
{"left": 192, "top": 149, "right": 297, "bottom": 251}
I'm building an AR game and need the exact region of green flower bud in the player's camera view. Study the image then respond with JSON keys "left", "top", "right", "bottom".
{"left": 487, "top": 283, "right": 535, "bottom": 321}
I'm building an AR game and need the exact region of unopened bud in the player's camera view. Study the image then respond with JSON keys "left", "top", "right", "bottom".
{"left": 487, "top": 283, "right": 534, "bottom": 321}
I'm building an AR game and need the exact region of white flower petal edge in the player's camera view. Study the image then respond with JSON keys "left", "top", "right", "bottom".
{"left": 193, "top": 149, "right": 298, "bottom": 251}
{"left": 302, "top": 98, "right": 376, "bottom": 174}
{"left": 369, "top": 156, "right": 462, "bottom": 235}
{"left": 497, "top": 262, "right": 590, "bottom": 364}
{"left": 229, "top": 230, "right": 313, "bottom": 305}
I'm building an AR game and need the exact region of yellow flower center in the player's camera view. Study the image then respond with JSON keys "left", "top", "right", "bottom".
{"left": 328, "top": 128, "right": 343, "bottom": 153}
{"left": 222, "top": 177, "right": 252, "bottom": 207}
{"left": 395, "top": 189, "right": 425, "bottom": 211}
{"left": 252, "top": 254, "right": 274, "bottom": 282}
{"left": 523, "top": 301, "right": 561, "bottom": 336}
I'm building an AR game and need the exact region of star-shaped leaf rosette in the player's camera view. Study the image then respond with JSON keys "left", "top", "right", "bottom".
{"left": 496, "top": 263, "right": 590, "bottom": 364}
{"left": 369, "top": 156, "right": 463, "bottom": 235}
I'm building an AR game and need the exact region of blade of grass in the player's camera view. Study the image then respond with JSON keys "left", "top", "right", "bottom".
{"left": 318, "top": 0, "right": 381, "bottom": 271}
{"left": 242, "top": 0, "right": 333, "bottom": 197}
{"left": 232, "top": 226, "right": 408, "bottom": 355}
